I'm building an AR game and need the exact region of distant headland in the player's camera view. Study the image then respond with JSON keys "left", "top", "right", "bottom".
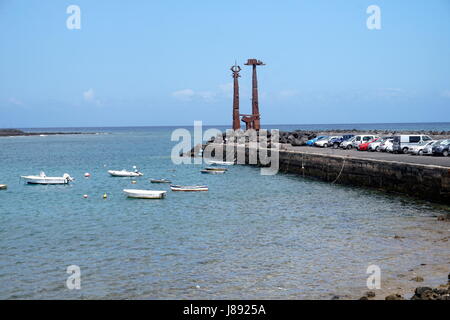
{"left": 0, "top": 129, "right": 97, "bottom": 137}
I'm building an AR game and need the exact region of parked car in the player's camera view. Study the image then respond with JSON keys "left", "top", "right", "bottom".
{"left": 423, "top": 140, "right": 443, "bottom": 156}
{"left": 315, "top": 136, "right": 341, "bottom": 148}
{"left": 368, "top": 136, "right": 393, "bottom": 152}
{"left": 329, "top": 134, "right": 354, "bottom": 149}
{"left": 357, "top": 138, "right": 379, "bottom": 151}
{"left": 380, "top": 138, "right": 394, "bottom": 152}
{"left": 431, "top": 139, "right": 450, "bottom": 157}
{"left": 392, "top": 135, "right": 433, "bottom": 154}
{"left": 351, "top": 135, "right": 379, "bottom": 149}
{"left": 408, "top": 140, "right": 436, "bottom": 156}
{"left": 306, "top": 136, "right": 327, "bottom": 146}
{"left": 340, "top": 136, "right": 356, "bottom": 149}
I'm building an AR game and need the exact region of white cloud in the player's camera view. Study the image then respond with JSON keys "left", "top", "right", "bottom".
{"left": 197, "top": 91, "right": 216, "bottom": 102}
{"left": 172, "top": 89, "right": 195, "bottom": 101}
{"left": 83, "top": 88, "right": 95, "bottom": 101}
{"left": 441, "top": 90, "right": 450, "bottom": 98}
{"left": 279, "top": 89, "right": 299, "bottom": 98}
{"left": 172, "top": 89, "right": 216, "bottom": 102}
{"left": 8, "top": 97, "right": 24, "bottom": 106}
{"left": 376, "top": 88, "right": 404, "bottom": 97}
{"left": 83, "top": 88, "right": 102, "bottom": 105}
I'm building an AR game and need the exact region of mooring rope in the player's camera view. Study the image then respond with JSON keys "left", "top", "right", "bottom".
{"left": 331, "top": 156, "right": 348, "bottom": 184}
{"left": 285, "top": 151, "right": 291, "bottom": 172}
{"left": 301, "top": 153, "right": 305, "bottom": 177}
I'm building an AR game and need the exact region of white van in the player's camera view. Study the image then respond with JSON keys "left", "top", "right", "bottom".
{"left": 392, "top": 135, "right": 432, "bottom": 154}
{"left": 351, "top": 135, "right": 379, "bottom": 149}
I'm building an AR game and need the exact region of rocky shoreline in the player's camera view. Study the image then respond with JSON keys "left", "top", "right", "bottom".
{"left": 0, "top": 129, "right": 96, "bottom": 137}
{"left": 356, "top": 273, "right": 450, "bottom": 300}
{"left": 205, "top": 129, "right": 450, "bottom": 147}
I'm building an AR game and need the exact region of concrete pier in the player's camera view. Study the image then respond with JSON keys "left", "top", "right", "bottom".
{"left": 199, "top": 143, "right": 450, "bottom": 204}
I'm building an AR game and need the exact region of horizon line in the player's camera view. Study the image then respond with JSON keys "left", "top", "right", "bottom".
{"left": 3, "top": 121, "right": 449, "bottom": 130}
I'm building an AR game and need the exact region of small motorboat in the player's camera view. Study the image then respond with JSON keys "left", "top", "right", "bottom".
{"left": 150, "top": 179, "right": 171, "bottom": 183}
{"left": 0, "top": 184, "right": 7, "bottom": 190}
{"left": 21, "top": 172, "right": 74, "bottom": 185}
{"left": 204, "top": 167, "right": 227, "bottom": 171}
{"left": 201, "top": 169, "right": 226, "bottom": 174}
{"left": 108, "top": 167, "right": 143, "bottom": 177}
{"left": 170, "top": 185, "right": 208, "bottom": 192}
{"left": 123, "top": 189, "right": 166, "bottom": 199}
{"left": 206, "top": 159, "right": 235, "bottom": 166}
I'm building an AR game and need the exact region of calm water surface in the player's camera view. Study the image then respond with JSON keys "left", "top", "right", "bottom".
{"left": 0, "top": 125, "right": 449, "bottom": 299}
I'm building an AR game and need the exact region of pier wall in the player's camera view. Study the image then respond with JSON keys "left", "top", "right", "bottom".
{"left": 203, "top": 143, "right": 450, "bottom": 204}
{"left": 274, "top": 150, "right": 450, "bottom": 203}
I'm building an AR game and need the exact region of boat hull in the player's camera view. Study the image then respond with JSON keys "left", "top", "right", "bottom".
{"left": 201, "top": 170, "right": 226, "bottom": 174}
{"left": 170, "top": 185, "right": 208, "bottom": 192}
{"left": 123, "top": 189, "right": 166, "bottom": 199}
{"left": 150, "top": 179, "right": 171, "bottom": 183}
{"left": 108, "top": 170, "right": 143, "bottom": 177}
{"left": 21, "top": 177, "right": 70, "bottom": 184}
{"left": 207, "top": 160, "right": 235, "bottom": 166}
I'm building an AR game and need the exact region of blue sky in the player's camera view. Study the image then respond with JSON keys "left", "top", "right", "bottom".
{"left": 0, "top": 0, "right": 449, "bottom": 128}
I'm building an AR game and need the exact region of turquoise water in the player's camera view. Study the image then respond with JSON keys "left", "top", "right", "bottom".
{"left": 1, "top": 125, "right": 449, "bottom": 299}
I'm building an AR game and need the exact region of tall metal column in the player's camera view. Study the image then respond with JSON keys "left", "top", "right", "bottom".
{"left": 245, "top": 59, "right": 265, "bottom": 130}
{"left": 231, "top": 64, "right": 241, "bottom": 130}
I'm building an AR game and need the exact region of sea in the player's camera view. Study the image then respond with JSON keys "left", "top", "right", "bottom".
{"left": 0, "top": 123, "right": 449, "bottom": 299}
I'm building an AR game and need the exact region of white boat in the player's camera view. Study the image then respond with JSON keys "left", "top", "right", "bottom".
{"left": 204, "top": 167, "right": 227, "bottom": 171}
{"left": 123, "top": 189, "right": 166, "bottom": 199}
{"left": 170, "top": 185, "right": 208, "bottom": 192}
{"left": 0, "top": 184, "right": 7, "bottom": 190}
{"left": 206, "top": 159, "right": 235, "bottom": 166}
{"left": 150, "top": 179, "right": 171, "bottom": 183}
{"left": 108, "top": 169, "right": 143, "bottom": 177}
{"left": 201, "top": 169, "right": 226, "bottom": 174}
{"left": 21, "top": 172, "right": 74, "bottom": 185}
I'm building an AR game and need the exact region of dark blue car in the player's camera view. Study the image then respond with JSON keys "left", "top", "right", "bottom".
{"left": 329, "top": 135, "right": 354, "bottom": 149}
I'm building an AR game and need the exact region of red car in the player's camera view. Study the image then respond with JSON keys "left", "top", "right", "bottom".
{"left": 357, "top": 138, "right": 379, "bottom": 151}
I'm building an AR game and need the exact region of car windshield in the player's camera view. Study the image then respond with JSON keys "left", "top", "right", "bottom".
{"left": 439, "top": 140, "right": 450, "bottom": 146}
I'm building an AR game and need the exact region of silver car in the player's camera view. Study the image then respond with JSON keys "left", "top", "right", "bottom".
{"left": 408, "top": 140, "right": 436, "bottom": 156}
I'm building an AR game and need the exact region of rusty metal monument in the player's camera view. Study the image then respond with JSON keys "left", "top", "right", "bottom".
{"left": 236, "top": 58, "right": 265, "bottom": 131}
{"left": 231, "top": 64, "right": 241, "bottom": 130}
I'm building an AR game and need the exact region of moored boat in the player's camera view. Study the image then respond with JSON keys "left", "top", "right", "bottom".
{"left": 204, "top": 167, "right": 227, "bottom": 171}
{"left": 123, "top": 189, "right": 166, "bottom": 199}
{"left": 150, "top": 179, "right": 171, "bottom": 183}
{"left": 108, "top": 169, "right": 143, "bottom": 177}
{"left": 0, "top": 184, "right": 7, "bottom": 190}
{"left": 21, "top": 172, "right": 74, "bottom": 185}
{"left": 170, "top": 185, "right": 208, "bottom": 192}
{"left": 206, "top": 159, "right": 235, "bottom": 166}
{"left": 201, "top": 169, "right": 226, "bottom": 174}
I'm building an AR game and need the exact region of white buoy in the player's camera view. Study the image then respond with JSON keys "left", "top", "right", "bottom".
{"left": 83, "top": 194, "right": 88, "bottom": 198}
